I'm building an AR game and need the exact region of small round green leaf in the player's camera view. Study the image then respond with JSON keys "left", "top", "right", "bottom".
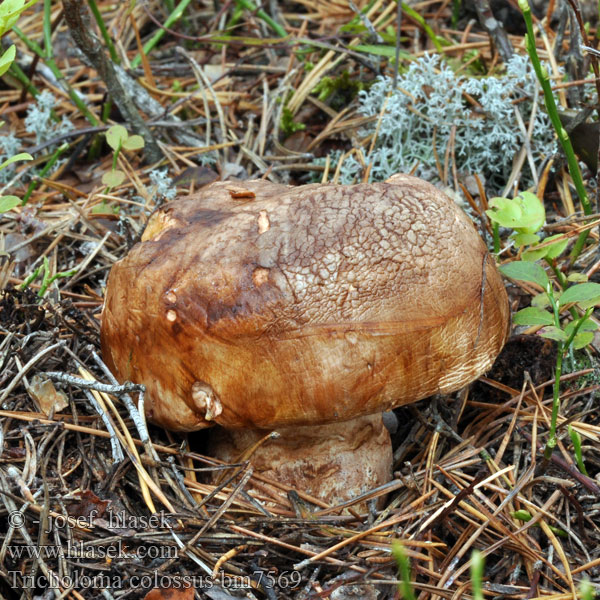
{"left": 486, "top": 197, "right": 522, "bottom": 227}
{"left": 102, "top": 169, "right": 126, "bottom": 187}
{"left": 106, "top": 125, "right": 128, "bottom": 151}
{"left": 0, "top": 195, "right": 20, "bottom": 212}
{"left": 499, "top": 261, "right": 549, "bottom": 289}
{"left": 487, "top": 192, "right": 545, "bottom": 234}
{"left": 567, "top": 272, "right": 588, "bottom": 283}
{"left": 514, "top": 191, "right": 545, "bottom": 234}
{"left": 122, "top": 135, "right": 144, "bottom": 151}
{"left": 1, "top": 0, "right": 40, "bottom": 37}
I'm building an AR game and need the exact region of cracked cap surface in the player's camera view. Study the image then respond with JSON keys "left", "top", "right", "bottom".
{"left": 101, "top": 174, "right": 510, "bottom": 431}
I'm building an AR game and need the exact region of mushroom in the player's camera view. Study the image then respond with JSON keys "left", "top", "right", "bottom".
{"left": 101, "top": 174, "right": 509, "bottom": 505}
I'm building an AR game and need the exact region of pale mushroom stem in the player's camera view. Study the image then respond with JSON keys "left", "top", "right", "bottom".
{"left": 206, "top": 413, "right": 393, "bottom": 507}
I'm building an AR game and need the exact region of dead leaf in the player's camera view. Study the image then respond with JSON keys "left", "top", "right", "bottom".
{"left": 28, "top": 375, "right": 68, "bottom": 416}
{"left": 66, "top": 490, "right": 109, "bottom": 519}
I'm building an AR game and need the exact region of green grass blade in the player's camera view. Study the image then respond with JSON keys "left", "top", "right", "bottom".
{"left": 88, "top": 0, "right": 119, "bottom": 64}
{"left": 519, "top": 0, "right": 591, "bottom": 263}
{"left": 131, "top": 0, "right": 196, "bottom": 68}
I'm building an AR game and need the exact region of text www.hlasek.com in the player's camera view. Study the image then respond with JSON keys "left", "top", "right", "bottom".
{"left": 6, "top": 540, "right": 177, "bottom": 560}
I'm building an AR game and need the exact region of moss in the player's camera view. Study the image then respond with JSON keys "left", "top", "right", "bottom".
{"left": 312, "top": 71, "right": 368, "bottom": 111}
{"left": 280, "top": 107, "right": 306, "bottom": 138}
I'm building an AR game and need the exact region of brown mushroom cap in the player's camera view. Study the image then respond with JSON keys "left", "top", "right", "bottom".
{"left": 101, "top": 174, "right": 509, "bottom": 432}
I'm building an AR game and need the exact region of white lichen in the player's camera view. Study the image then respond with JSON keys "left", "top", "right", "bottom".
{"left": 0, "top": 131, "right": 21, "bottom": 184}
{"left": 148, "top": 169, "right": 176, "bottom": 201}
{"left": 24, "top": 90, "right": 72, "bottom": 145}
{"left": 332, "top": 54, "right": 558, "bottom": 192}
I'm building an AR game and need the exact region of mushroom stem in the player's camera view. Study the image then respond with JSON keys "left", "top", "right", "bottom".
{"left": 206, "top": 413, "right": 393, "bottom": 507}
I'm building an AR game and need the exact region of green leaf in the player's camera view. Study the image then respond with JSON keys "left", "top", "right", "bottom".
{"left": 102, "top": 169, "right": 125, "bottom": 187}
{"left": 0, "top": 0, "right": 25, "bottom": 34}
{"left": 567, "top": 272, "right": 588, "bottom": 283}
{"left": 564, "top": 318, "right": 598, "bottom": 337}
{"left": 0, "top": 152, "right": 33, "bottom": 171}
{"left": 538, "top": 326, "right": 568, "bottom": 342}
{"left": 0, "top": 0, "right": 38, "bottom": 35}
{"left": 513, "top": 307, "right": 554, "bottom": 326}
{"left": 544, "top": 234, "right": 569, "bottom": 259}
{"left": 512, "top": 232, "right": 540, "bottom": 247}
{"left": 558, "top": 282, "right": 600, "bottom": 307}
{"left": 499, "top": 261, "right": 549, "bottom": 289}
{"left": 572, "top": 331, "right": 594, "bottom": 350}
{"left": 486, "top": 197, "right": 522, "bottom": 228}
{"left": 0, "top": 195, "right": 20, "bottom": 212}
{"left": 0, "top": 44, "right": 16, "bottom": 77}
{"left": 106, "top": 125, "right": 128, "bottom": 151}
{"left": 352, "top": 44, "right": 411, "bottom": 59}
{"left": 531, "top": 292, "right": 550, "bottom": 308}
{"left": 122, "top": 135, "right": 144, "bottom": 151}
{"left": 515, "top": 191, "right": 545, "bottom": 234}
{"left": 522, "top": 246, "right": 549, "bottom": 262}
{"left": 487, "top": 191, "right": 545, "bottom": 234}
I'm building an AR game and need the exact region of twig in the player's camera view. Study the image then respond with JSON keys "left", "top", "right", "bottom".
{"left": 82, "top": 389, "right": 125, "bottom": 463}
{"left": 62, "top": 0, "right": 162, "bottom": 163}
{"left": 473, "top": 0, "right": 513, "bottom": 62}
{"left": 43, "top": 371, "right": 144, "bottom": 395}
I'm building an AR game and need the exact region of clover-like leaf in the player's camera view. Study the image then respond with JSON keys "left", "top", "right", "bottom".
{"left": 122, "top": 135, "right": 144, "bottom": 151}
{"left": 102, "top": 169, "right": 125, "bottom": 187}
{"left": 486, "top": 197, "right": 522, "bottom": 229}
{"left": 0, "top": 195, "right": 20, "bottom": 212}
{"left": 487, "top": 191, "right": 545, "bottom": 235}
{"left": 499, "top": 261, "right": 549, "bottom": 289}
{"left": 106, "top": 125, "right": 128, "bottom": 151}
{"left": 513, "top": 307, "right": 554, "bottom": 326}
{"left": 515, "top": 191, "right": 545, "bottom": 234}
